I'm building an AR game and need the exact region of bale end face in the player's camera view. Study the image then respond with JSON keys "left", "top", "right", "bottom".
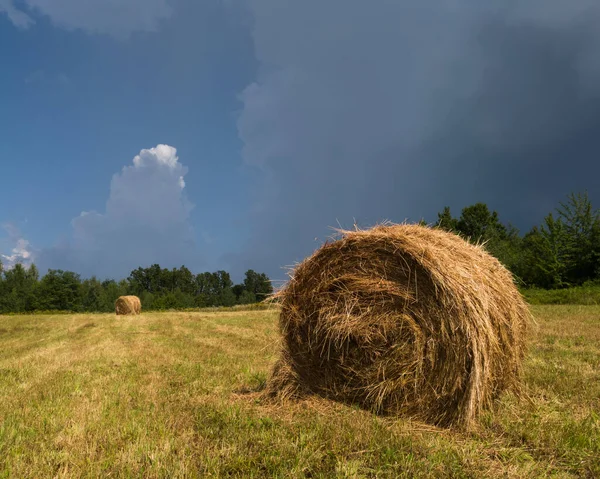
{"left": 265, "top": 223, "right": 531, "bottom": 428}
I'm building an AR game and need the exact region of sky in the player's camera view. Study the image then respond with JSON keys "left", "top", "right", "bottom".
{"left": 1, "top": 0, "right": 600, "bottom": 282}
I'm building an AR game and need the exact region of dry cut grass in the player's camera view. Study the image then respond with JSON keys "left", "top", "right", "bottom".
{"left": 0, "top": 306, "right": 598, "bottom": 478}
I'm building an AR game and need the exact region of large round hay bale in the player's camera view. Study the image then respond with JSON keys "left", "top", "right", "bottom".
{"left": 115, "top": 295, "right": 142, "bottom": 316}
{"left": 266, "top": 224, "right": 531, "bottom": 428}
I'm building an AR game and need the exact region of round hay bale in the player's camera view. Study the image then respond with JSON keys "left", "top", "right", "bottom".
{"left": 115, "top": 295, "right": 142, "bottom": 316}
{"left": 266, "top": 223, "right": 531, "bottom": 428}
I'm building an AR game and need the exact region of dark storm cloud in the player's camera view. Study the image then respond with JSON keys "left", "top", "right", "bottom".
{"left": 233, "top": 0, "right": 600, "bottom": 279}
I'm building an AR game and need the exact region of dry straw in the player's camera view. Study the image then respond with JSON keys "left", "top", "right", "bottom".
{"left": 115, "top": 295, "right": 142, "bottom": 316}
{"left": 265, "top": 223, "right": 531, "bottom": 428}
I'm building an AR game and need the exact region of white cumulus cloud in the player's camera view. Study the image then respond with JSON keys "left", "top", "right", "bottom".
{"left": 38, "top": 144, "right": 200, "bottom": 279}
{"left": 0, "top": 223, "right": 35, "bottom": 269}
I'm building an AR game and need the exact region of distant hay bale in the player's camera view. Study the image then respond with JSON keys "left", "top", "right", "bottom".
{"left": 115, "top": 295, "right": 142, "bottom": 316}
{"left": 265, "top": 223, "right": 531, "bottom": 428}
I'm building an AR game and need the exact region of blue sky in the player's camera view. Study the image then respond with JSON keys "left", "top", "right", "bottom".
{"left": 1, "top": 0, "right": 258, "bottom": 279}
{"left": 2, "top": 0, "right": 600, "bottom": 281}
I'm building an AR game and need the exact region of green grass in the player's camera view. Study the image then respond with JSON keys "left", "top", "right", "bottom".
{"left": 0, "top": 306, "right": 599, "bottom": 478}
{"left": 522, "top": 284, "right": 600, "bottom": 305}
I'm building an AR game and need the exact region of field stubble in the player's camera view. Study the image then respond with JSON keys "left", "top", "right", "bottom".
{"left": 0, "top": 306, "right": 598, "bottom": 478}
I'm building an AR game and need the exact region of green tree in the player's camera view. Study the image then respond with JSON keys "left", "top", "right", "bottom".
{"left": 217, "top": 287, "right": 236, "bottom": 307}
{"left": 232, "top": 283, "right": 245, "bottom": 302}
{"left": 214, "top": 271, "right": 235, "bottom": 306}
{"left": 128, "top": 267, "right": 150, "bottom": 295}
{"left": 521, "top": 215, "right": 568, "bottom": 288}
{"left": 0, "top": 264, "right": 39, "bottom": 312}
{"left": 435, "top": 203, "right": 522, "bottom": 273}
{"left": 25, "top": 264, "right": 40, "bottom": 311}
{"left": 489, "top": 223, "right": 524, "bottom": 277}
{"left": 37, "top": 270, "right": 82, "bottom": 311}
{"left": 456, "top": 203, "right": 507, "bottom": 242}
{"left": 172, "top": 266, "right": 195, "bottom": 295}
{"left": 193, "top": 271, "right": 235, "bottom": 306}
{"left": 194, "top": 272, "right": 214, "bottom": 306}
{"left": 98, "top": 279, "right": 128, "bottom": 311}
{"left": 80, "top": 277, "right": 104, "bottom": 311}
{"left": 436, "top": 206, "right": 458, "bottom": 231}
{"left": 152, "top": 289, "right": 194, "bottom": 310}
{"left": 556, "top": 191, "right": 600, "bottom": 284}
{"left": 242, "top": 269, "right": 273, "bottom": 300}
{"left": 215, "top": 270, "right": 233, "bottom": 291}
{"left": 238, "top": 290, "right": 257, "bottom": 305}
{"left": 128, "top": 264, "right": 164, "bottom": 294}
{"left": 2, "top": 264, "right": 26, "bottom": 312}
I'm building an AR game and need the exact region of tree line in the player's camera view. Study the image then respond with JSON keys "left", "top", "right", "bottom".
{"left": 1, "top": 190, "right": 598, "bottom": 313}
{"left": 435, "top": 191, "right": 600, "bottom": 289}
{"left": 0, "top": 264, "right": 273, "bottom": 313}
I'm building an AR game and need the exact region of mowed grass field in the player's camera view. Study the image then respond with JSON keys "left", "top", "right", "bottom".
{"left": 0, "top": 306, "right": 599, "bottom": 478}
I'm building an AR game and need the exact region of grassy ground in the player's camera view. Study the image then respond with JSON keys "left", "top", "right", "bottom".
{"left": 0, "top": 306, "right": 598, "bottom": 478}
{"left": 522, "top": 284, "right": 600, "bottom": 305}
